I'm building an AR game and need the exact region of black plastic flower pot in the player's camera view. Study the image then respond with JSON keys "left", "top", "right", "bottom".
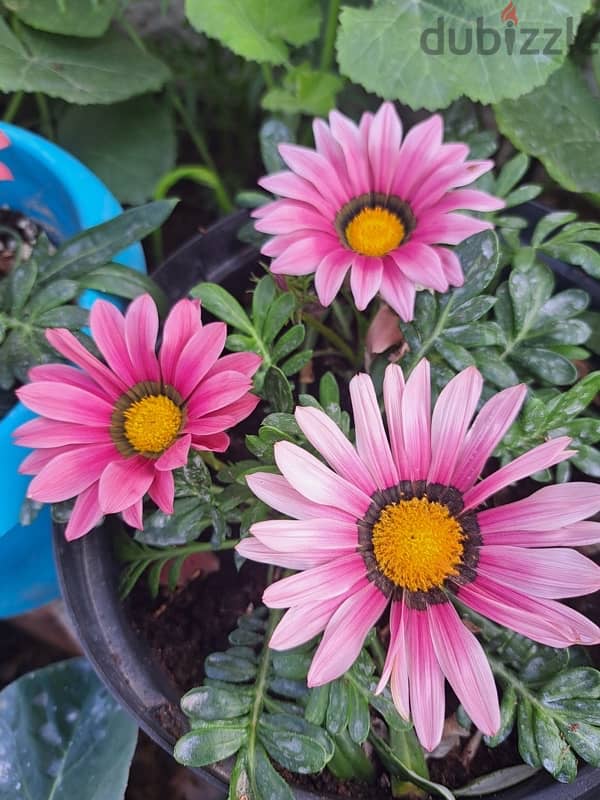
{"left": 52, "top": 207, "right": 600, "bottom": 800}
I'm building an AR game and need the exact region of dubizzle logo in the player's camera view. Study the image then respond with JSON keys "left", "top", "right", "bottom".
{"left": 501, "top": 1, "right": 519, "bottom": 27}
{"left": 420, "top": 1, "right": 574, "bottom": 56}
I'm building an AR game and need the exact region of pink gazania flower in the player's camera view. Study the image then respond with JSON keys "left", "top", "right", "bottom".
{"left": 14, "top": 294, "right": 261, "bottom": 541}
{"left": 253, "top": 103, "right": 504, "bottom": 321}
{"left": 0, "top": 131, "right": 13, "bottom": 180}
{"left": 238, "top": 361, "right": 600, "bottom": 751}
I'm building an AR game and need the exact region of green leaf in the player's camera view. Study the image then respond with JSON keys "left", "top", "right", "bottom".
{"left": 36, "top": 305, "right": 88, "bottom": 329}
{"left": 532, "top": 212, "right": 578, "bottom": 247}
{"left": 8, "top": 256, "right": 37, "bottom": 311}
{"left": 509, "top": 262, "right": 554, "bottom": 334}
{"left": 79, "top": 263, "right": 168, "bottom": 316}
{"left": 191, "top": 282, "right": 254, "bottom": 335}
{"left": 0, "top": 658, "right": 137, "bottom": 800}
{"left": 26, "top": 279, "right": 79, "bottom": 316}
{"left": 260, "top": 117, "right": 294, "bottom": 174}
{"left": 4, "top": 0, "right": 118, "bottom": 37}
{"left": 263, "top": 64, "right": 344, "bottom": 116}
{"left": 280, "top": 349, "right": 312, "bottom": 376}
{"left": 0, "top": 21, "right": 170, "bottom": 103}
{"left": 181, "top": 686, "right": 253, "bottom": 721}
{"left": 542, "top": 242, "right": 600, "bottom": 280}
{"left": 536, "top": 289, "right": 589, "bottom": 323}
{"left": 254, "top": 744, "right": 295, "bottom": 800}
{"left": 271, "top": 650, "right": 311, "bottom": 681}
{"left": 57, "top": 96, "right": 176, "bottom": 205}
{"left": 485, "top": 686, "right": 517, "bottom": 747}
{"left": 174, "top": 719, "right": 248, "bottom": 766}
{"left": 326, "top": 679, "right": 349, "bottom": 735}
{"left": 185, "top": 0, "right": 322, "bottom": 64}
{"left": 443, "top": 321, "right": 505, "bottom": 347}
{"left": 271, "top": 323, "right": 305, "bottom": 363}
{"left": 42, "top": 200, "right": 176, "bottom": 282}
{"left": 346, "top": 682, "right": 370, "bottom": 744}
{"left": 446, "top": 295, "right": 496, "bottom": 325}
{"left": 258, "top": 713, "right": 334, "bottom": 773}
{"left": 337, "top": 1, "right": 588, "bottom": 111}
{"left": 205, "top": 651, "right": 257, "bottom": 684}
{"left": 517, "top": 700, "right": 541, "bottom": 768}
{"left": 263, "top": 366, "right": 293, "bottom": 413}
{"left": 455, "top": 765, "right": 539, "bottom": 796}
{"left": 263, "top": 293, "right": 295, "bottom": 344}
{"left": 511, "top": 347, "right": 578, "bottom": 385}
{"left": 252, "top": 275, "right": 277, "bottom": 334}
{"left": 434, "top": 338, "right": 475, "bottom": 371}
{"left": 305, "top": 683, "right": 329, "bottom": 726}
{"left": 495, "top": 153, "right": 530, "bottom": 197}
{"left": 448, "top": 231, "right": 500, "bottom": 306}
{"left": 534, "top": 710, "right": 577, "bottom": 781}
{"left": 570, "top": 445, "right": 600, "bottom": 478}
{"left": 495, "top": 59, "right": 600, "bottom": 193}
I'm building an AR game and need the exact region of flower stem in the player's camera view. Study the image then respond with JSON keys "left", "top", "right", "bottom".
{"left": 261, "top": 63, "right": 275, "bottom": 89}
{"left": 302, "top": 311, "right": 358, "bottom": 367}
{"left": 320, "top": 0, "right": 342, "bottom": 71}
{"left": 167, "top": 88, "right": 233, "bottom": 214}
{"left": 3, "top": 91, "right": 23, "bottom": 123}
{"left": 35, "top": 93, "right": 53, "bottom": 140}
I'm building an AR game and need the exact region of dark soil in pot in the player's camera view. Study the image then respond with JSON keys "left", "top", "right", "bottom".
{"left": 54, "top": 207, "right": 600, "bottom": 800}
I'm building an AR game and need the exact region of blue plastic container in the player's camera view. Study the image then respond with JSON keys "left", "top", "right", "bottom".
{"left": 0, "top": 122, "right": 146, "bottom": 618}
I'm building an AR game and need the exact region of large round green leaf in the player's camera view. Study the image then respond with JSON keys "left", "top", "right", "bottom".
{"left": 337, "top": 0, "right": 590, "bottom": 110}
{"left": 0, "top": 658, "right": 137, "bottom": 800}
{"left": 2, "top": 0, "right": 118, "bottom": 38}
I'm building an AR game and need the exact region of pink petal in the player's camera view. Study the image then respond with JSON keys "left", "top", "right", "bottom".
{"left": 89, "top": 300, "right": 135, "bottom": 385}
{"left": 155, "top": 434, "right": 191, "bottom": 471}
{"left": 270, "top": 594, "right": 348, "bottom": 651}
{"left": 173, "top": 322, "right": 227, "bottom": 400}
{"left": 159, "top": 298, "right": 202, "bottom": 385}
{"left": 406, "top": 608, "right": 445, "bottom": 752}
{"left": 274, "top": 441, "right": 371, "bottom": 520}
{"left": 148, "top": 469, "right": 175, "bottom": 514}
{"left": 464, "top": 437, "right": 574, "bottom": 510}
{"left": 459, "top": 576, "right": 600, "bottom": 648}
{"left": 435, "top": 246, "right": 464, "bottom": 286}
{"left": 413, "top": 213, "right": 492, "bottom": 246}
{"left": 452, "top": 384, "right": 527, "bottom": 492}
{"left": 98, "top": 456, "right": 154, "bottom": 514}
{"left": 16, "top": 382, "right": 113, "bottom": 426}
{"left": 250, "top": 518, "right": 357, "bottom": 553}
{"left": 368, "top": 102, "right": 403, "bottom": 195}
{"left": 379, "top": 259, "right": 416, "bottom": 321}
{"left": 260, "top": 170, "right": 338, "bottom": 218}
{"left": 27, "top": 363, "right": 106, "bottom": 396}
{"left": 478, "top": 483, "right": 600, "bottom": 534}
{"left": 20, "top": 445, "right": 73, "bottom": 475}
{"left": 383, "top": 364, "right": 409, "bottom": 477}
{"left": 14, "top": 418, "right": 108, "bottom": 448}
{"left": 313, "top": 118, "right": 355, "bottom": 199}
{"left": 401, "top": 359, "right": 431, "bottom": 481}
{"left": 263, "top": 553, "right": 367, "bottom": 608}
{"left": 204, "top": 352, "right": 261, "bottom": 380}
{"left": 236, "top": 536, "right": 347, "bottom": 570}
{"left": 428, "top": 603, "right": 500, "bottom": 736}
{"left": 122, "top": 498, "right": 143, "bottom": 529}
{"left": 410, "top": 161, "right": 494, "bottom": 212}
{"left": 393, "top": 115, "right": 443, "bottom": 200}
{"left": 329, "top": 110, "right": 370, "bottom": 197}
{"left": 365, "top": 303, "right": 403, "bottom": 356}
{"left": 376, "top": 598, "right": 407, "bottom": 704}
{"left": 270, "top": 235, "right": 339, "bottom": 276}
{"left": 64, "top": 483, "right": 103, "bottom": 541}
{"left": 307, "top": 582, "right": 388, "bottom": 686}
{"left": 278, "top": 144, "right": 349, "bottom": 208}
{"left": 190, "top": 432, "right": 230, "bottom": 453}
{"left": 428, "top": 366, "right": 483, "bottom": 485}
{"left": 124, "top": 294, "right": 160, "bottom": 383}
{"left": 350, "top": 255, "right": 383, "bottom": 310}
{"left": 190, "top": 392, "right": 259, "bottom": 431}
{"left": 294, "top": 406, "right": 376, "bottom": 495}
{"left": 426, "top": 189, "right": 505, "bottom": 215}
{"left": 477, "top": 545, "right": 600, "bottom": 599}
{"left": 28, "top": 443, "right": 116, "bottom": 503}
{"left": 349, "top": 373, "right": 398, "bottom": 489}
{"left": 0, "top": 163, "right": 13, "bottom": 180}
{"left": 245, "top": 472, "right": 353, "bottom": 522}
{"left": 0, "top": 131, "right": 10, "bottom": 148}
{"left": 187, "top": 371, "right": 252, "bottom": 418}
{"left": 390, "top": 243, "right": 448, "bottom": 293}
{"left": 483, "top": 521, "right": 600, "bottom": 548}
{"left": 314, "top": 248, "right": 352, "bottom": 307}
{"left": 45, "top": 328, "right": 124, "bottom": 399}
{"left": 255, "top": 201, "right": 334, "bottom": 235}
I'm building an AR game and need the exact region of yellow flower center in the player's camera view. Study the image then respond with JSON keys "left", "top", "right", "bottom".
{"left": 371, "top": 497, "right": 465, "bottom": 593}
{"left": 345, "top": 206, "right": 405, "bottom": 257}
{"left": 123, "top": 394, "right": 182, "bottom": 455}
